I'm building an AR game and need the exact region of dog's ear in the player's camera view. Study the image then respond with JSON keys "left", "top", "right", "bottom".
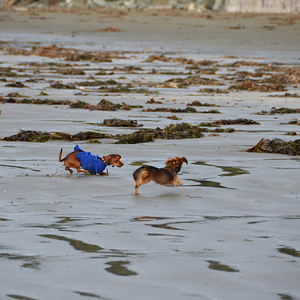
{"left": 108, "top": 154, "right": 121, "bottom": 159}
{"left": 165, "top": 158, "right": 176, "bottom": 165}
{"left": 175, "top": 157, "right": 188, "bottom": 164}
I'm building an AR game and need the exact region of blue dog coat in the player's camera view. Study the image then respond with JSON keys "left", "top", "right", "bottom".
{"left": 74, "top": 145, "right": 107, "bottom": 174}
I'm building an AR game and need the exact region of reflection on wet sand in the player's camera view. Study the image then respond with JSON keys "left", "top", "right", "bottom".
{"left": 39, "top": 234, "right": 103, "bottom": 252}
{"left": 105, "top": 260, "right": 137, "bottom": 276}
{"left": 7, "top": 294, "right": 39, "bottom": 300}
{"left": 207, "top": 260, "right": 239, "bottom": 272}
{"left": 186, "top": 161, "right": 250, "bottom": 189}
{"left": 0, "top": 253, "right": 41, "bottom": 269}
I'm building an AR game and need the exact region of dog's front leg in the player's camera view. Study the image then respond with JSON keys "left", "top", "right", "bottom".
{"left": 77, "top": 168, "right": 89, "bottom": 173}
{"left": 175, "top": 179, "right": 183, "bottom": 186}
{"left": 172, "top": 175, "right": 183, "bottom": 187}
{"left": 98, "top": 172, "right": 109, "bottom": 176}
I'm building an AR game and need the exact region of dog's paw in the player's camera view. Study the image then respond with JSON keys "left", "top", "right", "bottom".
{"left": 174, "top": 179, "right": 183, "bottom": 186}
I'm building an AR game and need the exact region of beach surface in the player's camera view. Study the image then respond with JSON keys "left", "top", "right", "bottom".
{"left": 0, "top": 9, "right": 300, "bottom": 300}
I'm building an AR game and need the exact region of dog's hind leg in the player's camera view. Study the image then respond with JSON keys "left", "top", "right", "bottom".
{"left": 134, "top": 181, "right": 140, "bottom": 195}
{"left": 65, "top": 166, "right": 73, "bottom": 174}
{"left": 134, "top": 171, "right": 153, "bottom": 195}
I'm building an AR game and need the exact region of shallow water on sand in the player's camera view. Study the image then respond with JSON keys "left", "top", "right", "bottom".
{"left": 1, "top": 13, "right": 300, "bottom": 300}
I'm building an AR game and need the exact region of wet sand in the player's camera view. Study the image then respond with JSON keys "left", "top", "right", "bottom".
{"left": 0, "top": 9, "right": 300, "bottom": 300}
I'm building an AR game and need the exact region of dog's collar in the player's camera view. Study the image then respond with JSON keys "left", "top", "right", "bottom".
{"left": 99, "top": 157, "right": 108, "bottom": 166}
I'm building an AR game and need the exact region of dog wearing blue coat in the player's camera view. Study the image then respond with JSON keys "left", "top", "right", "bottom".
{"left": 59, "top": 145, "right": 123, "bottom": 175}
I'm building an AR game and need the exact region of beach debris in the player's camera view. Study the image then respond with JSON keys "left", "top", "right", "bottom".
{"left": 5, "top": 81, "right": 27, "bottom": 88}
{"left": 190, "top": 67, "right": 218, "bottom": 75}
{"left": 3, "top": 45, "right": 125, "bottom": 62}
{"left": 246, "top": 138, "right": 300, "bottom": 155}
{"left": 148, "top": 69, "right": 192, "bottom": 76}
{"left": 113, "top": 66, "right": 143, "bottom": 73}
{"left": 279, "top": 119, "right": 300, "bottom": 125}
{"left": 167, "top": 115, "right": 182, "bottom": 120}
{"left": 115, "top": 122, "right": 234, "bottom": 144}
{"left": 0, "top": 97, "right": 69, "bottom": 105}
{"left": 254, "top": 107, "right": 300, "bottom": 115}
{"left": 198, "top": 88, "right": 228, "bottom": 93}
{"left": 213, "top": 118, "right": 260, "bottom": 125}
{"left": 98, "top": 27, "right": 123, "bottom": 32}
{"left": 285, "top": 131, "right": 297, "bottom": 136}
{"left": 222, "top": 60, "right": 266, "bottom": 68}
{"left": 49, "top": 82, "right": 76, "bottom": 89}
{"left": 187, "top": 100, "right": 216, "bottom": 107}
{"left": 1, "top": 130, "right": 108, "bottom": 142}
{"left": 144, "top": 55, "right": 217, "bottom": 67}
{"left": 200, "top": 109, "right": 221, "bottom": 114}
{"left": 69, "top": 100, "right": 90, "bottom": 108}
{"left": 84, "top": 99, "right": 143, "bottom": 111}
{"left": 77, "top": 79, "right": 118, "bottom": 86}
{"left": 146, "top": 98, "right": 163, "bottom": 104}
{"left": 228, "top": 81, "right": 286, "bottom": 92}
{"left": 115, "top": 123, "right": 206, "bottom": 144}
{"left": 158, "top": 75, "right": 220, "bottom": 88}
{"left": 226, "top": 25, "right": 245, "bottom": 29}
{"left": 99, "top": 118, "right": 143, "bottom": 127}
{"left": 142, "top": 107, "right": 197, "bottom": 113}
{"left": 98, "top": 85, "right": 153, "bottom": 93}
{"left": 6, "top": 92, "right": 24, "bottom": 98}
{"left": 259, "top": 25, "right": 276, "bottom": 30}
{"left": 0, "top": 97, "right": 142, "bottom": 111}
{"left": 58, "top": 68, "right": 86, "bottom": 75}
{"left": 269, "top": 93, "right": 300, "bottom": 98}
{"left": 0, "top": 67, "right": 16, "bottom": 77}
{"left": 2, "top": 122, "right": 234, "bottom": 144}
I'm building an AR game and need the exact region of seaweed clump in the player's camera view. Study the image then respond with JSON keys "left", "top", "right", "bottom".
{"left": 269, "top": 93, "right": 300, "bottom": 98}
{"left": 213, "top": 118, "right": 260, "bottom": 125}
{"left": 115, "top": 123, "right": 206, "bottom": 144}
{"left": 198, "top": 88, "right": 228, "bottom": 94}
{"left": 49, "top": 82, "right": 76, "bottom": 89}
{"left": 0, "top": 67, "right": 16, "bottom": 77}
{"left": 159, "top": 75, "right": 219, "bottom": 88}
{"left": 228, "top": 81, "right": 286, "bottom": 92}
{"left": 100, "top": 118, "right": 143, "bottom": 127}
{"left": 146, "top": 98, "right": 163, "bottom": 104}
{"left": 187, "top": 100, "right": 216, "bottom": 107}
{"left": 2, "top": 130, "right": 52, "bottom": 142}
{"left": 98, "top": 85, "right": 152, "bottom": 94}
{"left": 77, "top": 79, "right": 118, "bottom": 86}
{"left": 246, "top": 138, "right": 300, "bottom": 155}
{"left": 143, "top": 107, "right": 197, "bottom": 113}
{"left": 2, "top": 97, "right": 71, "bottom": 105}
{"left": 3, "top": 45, "right": 124, "bottom": 62}
{"left": 85, "top": 99, "right": 143, "bottom": 111}
{"left": 2, "top": 130, "right": 108, "bottom": 142}
{"left": 5, "top": 81, "right": 26, "bottom": 88}
{"left": 255, "top": 107, "right": 300, "bottom": 115}
{"left": 58, "top": 68, "right": 85, "bottom": 75}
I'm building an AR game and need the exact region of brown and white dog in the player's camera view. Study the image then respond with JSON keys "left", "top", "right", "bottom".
{"left": 132, "top": 157, "right": 188, "bottom": 195}
{"left": 59, "top": 145, "right": 123, "bottom": 175}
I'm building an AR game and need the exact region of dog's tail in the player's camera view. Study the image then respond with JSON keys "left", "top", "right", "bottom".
{"left": 58, "top": 148, "right": 64, "bottom": 162}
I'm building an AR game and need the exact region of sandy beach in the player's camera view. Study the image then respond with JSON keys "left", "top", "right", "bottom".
{"left": 0, "top": 8, "right": 300, "bottom": 300}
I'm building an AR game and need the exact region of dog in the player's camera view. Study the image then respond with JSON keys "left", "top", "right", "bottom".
{"left": 132, "top": 157, "right": 188, "bottom": 195}
{"left": 59, "top": 144, "right": 123, "bottom": 175}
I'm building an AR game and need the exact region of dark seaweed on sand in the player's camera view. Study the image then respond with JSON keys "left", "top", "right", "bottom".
{"left": 246, "top": 138, "right": 300, "bottom": 155}
{"left": 1, "top": 130, "right": 108, "bottom": 142}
